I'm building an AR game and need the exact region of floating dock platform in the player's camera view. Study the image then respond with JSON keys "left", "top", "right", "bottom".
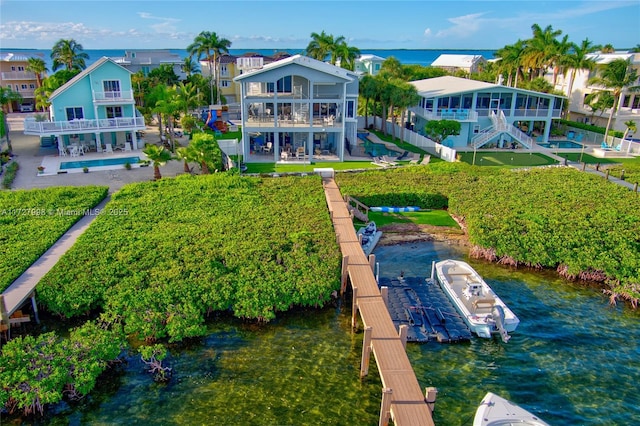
{"left": 380, "top": 276, "right": 472, "bottom": 343}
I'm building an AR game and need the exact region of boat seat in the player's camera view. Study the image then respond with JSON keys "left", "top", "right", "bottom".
{"left": 472, "top": 298, "right": 495, "bottom": 312}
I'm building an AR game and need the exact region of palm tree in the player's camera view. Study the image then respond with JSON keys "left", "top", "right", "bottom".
{"left": 588, "top": 59, "right": 640, "bottom": 144}
{"left": 26, "top": 57, "right": 48, "bottom": 90}
{"left": 174, "top": 82, "right": 202, "bottom": 114}
{"left": 305, "top": 31, "right": 335, "bottom": 62}
{"left": 142, "top": 145, "right": 172, "bottom": 180}
{"left": 359, "top": 74, "right": 378, "bottom": 129}
{"left": 549, "top": 34, "right": 571, "bottom": 86}
{"left": 600, "top": 44, "right": 615, "bottom": 53}
{"left": 187, "top": 31, "right": 231, "bottom": 105}
{"left": 50, "top": 39, "right": 89, "bottom": 71}
{"left": 175, "top": 146, "right": 197, "bottom": 173}
{"left": 561, "top": 38, "right": 597, "bottom": 97}
{"left": 0, "top": 87, "right": 23, "bottom": 152}
{"left": 495, "top": 40, "right": 526, "bottom": 87}
{"left": 621, "top": 120, "right": 637, "bottom": 142}
{"left": 522, "top": 24, "right": 563, "bottom": 80}
{"left": 181, "top": 57, "right": 200, "bottom": 78}
{"left": 334, "top": 41, "right": 360, "bottom": 70}
{"left": 395, "top": 82, "right": 420, "bottom": 143}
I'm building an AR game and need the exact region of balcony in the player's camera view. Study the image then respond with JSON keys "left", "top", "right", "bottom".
{"left": 24, "top": 117, "right": 145, "bottom": 136}
{"left": 245, "top": 114, "right": 341, "bottom": 129}
{"left": 410, "top": 107, "right": 478, "bottom": 122}
{"left": 1, "top": 71, "right": 37, "bottom": 81}
{"left": 93, "top": 90, "right": 135, "bottom": 103}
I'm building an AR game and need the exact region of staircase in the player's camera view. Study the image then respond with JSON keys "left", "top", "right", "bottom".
{"left": 471, "top": 110, "right": 532, "bottom": 149}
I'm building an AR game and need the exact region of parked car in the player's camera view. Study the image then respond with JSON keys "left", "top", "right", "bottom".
{"left": 19, "top": 103, "right": 34, "bottom": 112}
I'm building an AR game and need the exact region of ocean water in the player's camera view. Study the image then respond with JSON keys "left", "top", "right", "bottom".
{"left": 2, "top": 48, "right": 497, "bottom": 73}
{"left": 2, "top": 241, "right": 638, "bottom": 425}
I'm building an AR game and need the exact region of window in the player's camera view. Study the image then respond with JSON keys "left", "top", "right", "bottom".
{"left": 347, "top": 100, "right": 354, "bottom": 118}
{"left": 276, "top": 76, "right": 292, "bottom": 93}
{"left": 10, "top": 66, "right": 15, "bottom": 71}
{"left": 103, "top": 80, "right": 121, "bottom": 98}
{"left": 220, "top": 64, "right": 229, "bottom": 76}
{"left": 220, "top": 80, "right": 231, "bottom": 88}
{"left": 106, "top": 106, "right": 123, "bottom": 118}
{"left": 141, "top": 66, "right": 150, "bottom": 76}
{"left": 66, "top": 107, "right": 84, "bottom": 120}
{"left": 622, "top": 95, "right": 631, "bottom": 108}
{"left": 18, "top": 66, "right": 24, "bottom": 71}
{"left": 29, "top": 84, "right": 35, "bottom": 89}
{"left": 21, "top": 84, "right": 27, "bottom": 90}
{"left": 473, "top": 125, "right": 480, "bottom": 134}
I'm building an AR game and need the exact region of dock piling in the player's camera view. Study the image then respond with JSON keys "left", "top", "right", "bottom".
{"left": 360, "top": 326, "right": 373, "bottom": 378}
{"left": 425, "top": 387, "right": 438, "bottom": 413}
{"left": 351, "top": 286, "right": 359, "bottom": 330}
{"left": 399, "top": 324, "right": 408, "bottom": 349}
{"left": 341, "top": 255, "right": 349, "bottom": 295}
{"left": 379, "top": 388, "right": 393, "bottom": 426}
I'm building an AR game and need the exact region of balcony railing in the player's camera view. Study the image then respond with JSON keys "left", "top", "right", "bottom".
{"left": 93, "top": 90, "right": 135, "bottom": 102}
{"left": 1, "top": 71, "right": 37, "bottom": 80}
{"left": 245, "top": 115, "right": 341, "bottom": 128}
{"left": 24, "top": 117, "right": 145, "bottom": 135}
{"left": 410, "top": 107, "right": 478, "bottom": 121}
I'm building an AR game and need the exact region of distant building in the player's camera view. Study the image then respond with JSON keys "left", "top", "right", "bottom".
{"left": 0, "top": 52, "right": 46, "bottom": 112}
{"left": 431, "top": 54, "right": 487, "bottom": 74}
{"left": 548, "top": 52, "right": 640, "bottom": 132}
{"left": 110, "top": 50, "right": 185, "bottom": 80}
{"left": 354, "top": 54, "right": 386, "bottom": 76}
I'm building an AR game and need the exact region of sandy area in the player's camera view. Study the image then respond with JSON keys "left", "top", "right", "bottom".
{"left": 4, "top": 113, "right": 187, "bottom": 192}
{"left": 377, "top": 222, "right": 470, "bottom": 247}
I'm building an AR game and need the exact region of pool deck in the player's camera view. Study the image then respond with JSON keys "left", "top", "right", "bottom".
{"left": 39, "top": 151, "right": 149, "bottom": 176}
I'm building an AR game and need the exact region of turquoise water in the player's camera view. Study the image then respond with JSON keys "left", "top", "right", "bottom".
{"left": 357, "top": 134, "right": 402, "bottom": 158}
{"left": 538, "top": 140, "right": 584, "bottom": 149}
{"left": 3, "top": 241, "right": 639, "bottom": 425}
{"left": 60, "top": 156, "right": 141, "bottom": 170}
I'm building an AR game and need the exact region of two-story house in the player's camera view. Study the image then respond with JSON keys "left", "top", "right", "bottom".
{"left": 234, "top": 54, "right": 359, "bottom": 162}
{"left": 0, "top": 52, "right": 44, "bottom": 112}
{"left": 23, "top": 57, "right": 145, "bottom": 152}
{"left": 409, "top": 76, "right": 565, "bottom": 148}
{"left": 354, "top": 54, "right": 386, "bottom": 76}
{"left": 431, "top": 54, "right": 487, "bottom": 75}
{"left": 549, "top": 52, "right": 640, "bottom": 132}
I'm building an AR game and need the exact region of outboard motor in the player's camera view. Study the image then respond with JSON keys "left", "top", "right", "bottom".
{"left": 492, "top": 305, "right": 511, "bottom": 343}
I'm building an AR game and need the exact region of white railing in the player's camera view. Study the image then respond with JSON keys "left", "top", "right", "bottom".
{"left": 506, "top": 124, "right": 532, "bottom": 148}
{"left": 23, "top": 117, "right": 145, "bottom": 135}
{"left": 93, "top": 90, "right": 135, "bottom": 102}
{"left": 1, "top": 71, "right": 37, "bottom": 80}
{"left": 409, "top": 107, "right": 478, "bottom": 121}
{"left": 472, "top": 127, "right": 501, "bottom": 148}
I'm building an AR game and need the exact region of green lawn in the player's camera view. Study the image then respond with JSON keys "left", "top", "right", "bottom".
{"left": 457, "top": 151, "right": 556, "bottom": 166}
{"left": 244, "top": 161, "right": 385, "bottom": 174}
{"left": 356, "top": 209, "right": 459, "bottom": 228}
{"left": 555, "top": 152, "right": 618, "bottom": 164}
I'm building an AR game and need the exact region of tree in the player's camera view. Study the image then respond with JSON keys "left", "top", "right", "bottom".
{"left": 333, "top": 41, "right": 360, "bottom": 70}
{"left": 359, "top": 74, "right": 378, "bottom": 129}
{"left": 562, "top": 38, "right": 597, "bottom": 97}
{"left": 600, "top": 44, "right": 615, "bottom": 53}
{"left": 189, "top": 132, "right": 223, "bottom": 174}
{"left": 584, "top": 91, "right": 615, "bottom": 125}
{"left": 588, "top": 59, "right": 640, "bottom": 143}
{"left": 395, "top": 82, "right": 420, "bottom": 142}
{"left": 26, "top": 58, "right": 48, "bottom": 95}
{"left": 621, "top": 120, "right": 637, "bottom": 143}
{"left": 50, "top": 39, "right": 89, "bottom": 71}
{"left": 0, "top": 87, "right": 22, "bottom": 152}
{"left": 305, "top": 31, "right": 336, "bottom": 62}
{"left": 181, "top": 57, "right": 200, "bottom": 78}
{"left": 425, "top": 120, "right": 461, "bottom": 144}
{"left": 522, "top": 24, "right": 563, "bottom": 80}
{"left": 187, "top": 31, "right": 231, "bottom": 105}
{"left": 176, "top": 146, "right": 197, "bottom": 173}
{"left": 495, "top": 40, "right": 526, "bottom": 87}
{"left": 142, "top": 145, "right": 173, "bottom": 180}
{"left": 139, "top": 344, "right": 172, "bottom": 382}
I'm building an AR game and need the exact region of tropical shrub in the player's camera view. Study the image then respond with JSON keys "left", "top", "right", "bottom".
{"left": 38, "top": 174, "right": 341, "bottom": 342}
{"left": 0, "top": 186, "right": 108, "bottom": 291}
{"left": 0, "top": 320, "right": 124, "bottom": 416}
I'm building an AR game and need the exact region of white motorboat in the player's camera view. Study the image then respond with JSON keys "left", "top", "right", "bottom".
{"left": 356, "top": 221, "right": 382, "bottom": 256}
{"left": 433, "top": 259, "right": 519, "bottom": 342}
{"left": 474, "top": 392, "right": 550, "bottom": 426}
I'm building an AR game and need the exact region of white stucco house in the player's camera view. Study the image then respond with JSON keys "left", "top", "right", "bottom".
{"left": 431, "top": 54, "right": 487, "bottom": 74}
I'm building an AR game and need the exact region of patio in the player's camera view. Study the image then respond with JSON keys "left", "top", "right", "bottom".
{"left": 38, "top": 150, "right": 149, "bottom": 176}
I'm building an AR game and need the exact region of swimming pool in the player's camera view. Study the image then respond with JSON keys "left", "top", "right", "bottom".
{"left": 537, "top": 140, "right": 583, "bottom": 149}
{"left": 357, "top": 134, "right": 402, "bottom": 157}
{"left": 60, "top": 156, "right": 141, "bottom": 170}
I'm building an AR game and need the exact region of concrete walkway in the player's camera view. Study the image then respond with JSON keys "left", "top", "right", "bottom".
{"left": 568, "top": 162, "right": 638, "bottom": 191}
{"left": 1, "top": 196, "right": 110, "bottom": 324}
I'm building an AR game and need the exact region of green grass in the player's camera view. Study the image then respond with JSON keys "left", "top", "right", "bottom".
{"left": 457, "top": 151, "right": 557, "bottom": 166}
{"left": 369, "top": 129, "right": 429, "bottom": 154}
{"left": 555, "top": 152, "right": 618, "bottom": 164}
{"left": 244, "top": 161, "right": 384, "bottom": 174}
{"left": 356, "top": 209, "right": 459, "bottom": 228}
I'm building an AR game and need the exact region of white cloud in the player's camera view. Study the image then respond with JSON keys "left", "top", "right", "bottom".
{"left": 424, "top": 28, "right": 432, "bottom": 37}
{"left": 435, "top": 12, "right": 486, "bottom": 39}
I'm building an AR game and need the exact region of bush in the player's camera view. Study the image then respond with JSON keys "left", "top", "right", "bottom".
{"left": 1, "top": 161, "right": 19, "bottom": 189}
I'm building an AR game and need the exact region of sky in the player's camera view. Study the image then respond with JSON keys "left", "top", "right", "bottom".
{"left": 0, "top": 0, "right": 638, "bottom": 51}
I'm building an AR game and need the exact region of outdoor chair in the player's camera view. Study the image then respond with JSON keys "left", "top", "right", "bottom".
{"left": 575, "top": 133, "right": 584, "bottom": 142}
{"left": 371, "top": 157, "right": 387, "bottom": 168}
{"left": 124, "top": 142, "right": 132, "bottom": 152}
{"left": 58, "top": 147, "right": 67, "bottom": 157}
{"left": 104, "top": 144, "right": 114, "bottom": 154}
{"left": 409, "top": 153, "right": 420, "bottom": 164}
{"left": 263, "top": 142, "right": 273, "bottom": 154}
{"left": 381, "top": 155, "right": 398, "bottom": 166}
{"left": 296, "top": 147, "right": 306, "bottom": 159}
{"left": 420, "top": 155, "right": 431, "bottom": 165}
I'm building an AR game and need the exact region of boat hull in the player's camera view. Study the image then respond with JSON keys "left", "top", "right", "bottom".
{"left": 434, "top": 259, "right": 519, "bottom": 339}
{"left": 474, "top": 392, "right": 549, "bottom": 426}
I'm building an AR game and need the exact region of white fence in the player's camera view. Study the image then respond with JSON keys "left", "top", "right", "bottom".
{"left": 357, "top": 116, "right": 457, "bottom": 162}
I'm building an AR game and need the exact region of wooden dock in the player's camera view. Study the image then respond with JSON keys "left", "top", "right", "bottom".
{"left": 323, "top": 177, "right": 435, "bottom": 426}
{"left": 0, "top": 197, "right": 109, "bottom": 336}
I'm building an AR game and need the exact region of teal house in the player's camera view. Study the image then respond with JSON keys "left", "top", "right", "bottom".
{"left": 24, "top": 57, "right": 145, "bottom": 153}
